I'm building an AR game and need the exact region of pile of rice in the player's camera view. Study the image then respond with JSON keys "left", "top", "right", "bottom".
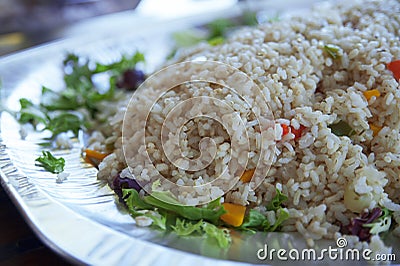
{"left": 94, "top": 0, "right": 400, "bottom": 255}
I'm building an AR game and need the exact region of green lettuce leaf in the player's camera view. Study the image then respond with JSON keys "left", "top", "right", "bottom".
{"left": 122, "top": 189, "right": 226, "bottom": 224}
{"left": 239, "top": 189, "right": 289, "bottom": 232}
{"left": 171, "top": 219, "right": 231, "bottom": 248}
{"left": 45, "top": 113, "right": 82, "bottom": 139}
{"left": 94, "top": 52, "right": 145, "bottom": 75}
{"left": 171, "top": 218, "right": 203, "bottom": 236}
{"left": 122, "top": 189, "right": 152, "bottom": 211}
{"left": 324, "top": 44, "right": 342, "bottom": 59}
{"left": 270, "top": 208, "right": 290, "bottom": 232}
{"left": 363, "top": 207, "right": 392, "bottom": 235}
{"left": 267, "top": 188, "right": 288, "bottom": 211}
{"left": 239, "top": 208, "right": 289, "bottom": 232}
{"left": 144, "top": 211, "right": 167, "bottom": 230}
{"left": 329, "top": 120, "right": 355, "bottom": 137}
{"left": 122, "top": 189, "right": 231, "bottom": 248}
{"left": 206, "top": 197, "right": 223, "bottom": 210}
{"left": 201, "top": 221, "right": 231, "bottom": 249}
{"left": 239, "top": 209, "right": 270, "bottom": 232}
{"left": 35, "top": 151, "right": 65, "bottom": 174}
{"left": 18, "top": 98, "right": 48, "bottom": 126}
{"left": 143, "top": 193, "right": 226, "bottom": 224}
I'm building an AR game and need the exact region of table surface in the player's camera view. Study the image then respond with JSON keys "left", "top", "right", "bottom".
{"left": 0, "top": 187, "right": 73, "bottom": 265}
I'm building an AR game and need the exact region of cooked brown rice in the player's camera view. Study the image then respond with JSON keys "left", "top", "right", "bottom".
{"left": 94, "top": 0, "right": 400, "bottom": 257}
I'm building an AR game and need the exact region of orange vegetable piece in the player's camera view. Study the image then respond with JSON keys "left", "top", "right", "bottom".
{"left": 369, "top": 124, "right": 382, "bottom": 136}
{"left": 240, "top": 169, "right": 255, "bottom": 183}
{"left": 85, "top": 149, "right": 109, "bottom": 161}
{"left": 387, "top": 60, "right": 400, "bottom": 81}
{"left": 290, "top": 125, "right": 306, "bottom": 140}
{"left": 363, "top": 89, "right": 381, "bottom": 101}
{"left": 220, "top": 203, "right": 246, "bottom": 227}
{"left": 281, "top": 123, "right": 290, "bottom": 137}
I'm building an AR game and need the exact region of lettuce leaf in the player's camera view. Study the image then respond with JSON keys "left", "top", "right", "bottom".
{"left": 239, "top": 189, "right": 289, "bottom": 232}
{"left": 18, "top": 98, "right": 48, "bottom": 126}
{"left": 142, "top": 193, "right": 226, "bottom": 224}
{"left": 122, "top": 189, "right": 152, "bottom": 212}
{"left": 363, "top": 207, "right": 392, "bottom": 235}
{"left": 94, "top": 52, "right": 145, "bottom": 75}
{"left": 267, "top": 188, "right": 288, "bottom": 211}
{"left": 143, "top": 211, "right": 167, "bottom": 230}
{"left": 323, "top": 44, "right": 341, "bottom": 59}
{"left": 122, "top": 187, "right": 289, "bottom": 248}
{"left": 171, "top": 219, "right": 231, "bottom": 248}
{"left": 270, "top": 208, "right": 289, "bottom": 232}
{"left": 35, "top": 151, "right": 65, "bottom": 174}
{"left": 239, "top": 208, "right": 289, "bottom": 232}
{"left": 122, "top": 189, "right": 230, "bottom": 248}
{"left": 44, "top": 113, "right": 82, "bottom": 139}
{"left": 122, "top": 189, "right": 226, "bottom": 224}
{"left": 239, "top": 209, "right": 269, "bottom": 233}
{"left": 171, "top": 218, "right": 203, "bottom": 236}
{"left": 201, "top": 221, "right": 231, "bottom": 248}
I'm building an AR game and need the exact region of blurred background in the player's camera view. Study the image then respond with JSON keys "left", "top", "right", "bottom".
{"left": 0, "top": 0, "right": 315, "bottom": 57}
{"left": 0, "top": 0, "right": 141, "bottom": 55}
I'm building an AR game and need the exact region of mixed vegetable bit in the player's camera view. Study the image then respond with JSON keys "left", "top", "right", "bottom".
{"left": 329, "top": 120, "right": 355, "bottom": 137}
{"left": 220, "top": 203, "right": 246, "bottom": 227}
{"left": 364, "top": 208, "right": 392, "bottom": 235}
{"left": 323, "top": 44, "right": 342, "bottom": 59}
{"left": 120, "top": 180, "right": 289, "bottom": 248}
{"left": 387, "top": 60, "right": 400, "bottom": 81}
{"left": 239, "top": 189, "right": 289, "bottom": 233}
{"left": 172, "top": 219, "right": 232, "bottom": 248}
{"left": 122, "top": 188, "right": 230, "bottom": 247}
{"left": 15, "top": 51, "right": 145, "bottom": 144}
{"left": 168, "top": 12, "right": 259, "bottom": 58}
{"left": 280, "top": 123, "right": 307, "bottom": 140}
{"left": 266, "top": 188, "right": 288, "bottom": 211}
{"left": 123, "top": 188, "right": 226, "bottom": 224}
{"left": 35, "top": 150, "right": 65, "bottom": 174}
{"left": 369, "top": 123, "right": 382, "bottom": 136}
{"left": 18, "top": 98, "right": 47, "bottom": 127}
{"left": 84, "top": 149, "right": 110, "bottom": 168}
{"left": 280, "top": 123, "right": 290, "bottom": 137}
{"left": 113, "top": 176, "right": 142, "bottom": 199}
{"left": 45, "top": 113, "right": 83, "bottom": 140}
{"left": 291, "top": 125, "right": 307, "bottom": 140}
{"left": 346, "top": 207, "right": 392, "bottom": 242}
{"left": 239, "top": 169, "right": 255, "bottom": 183}
{"left": 363, "top": 89, "right": 380, "bottom": 101}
